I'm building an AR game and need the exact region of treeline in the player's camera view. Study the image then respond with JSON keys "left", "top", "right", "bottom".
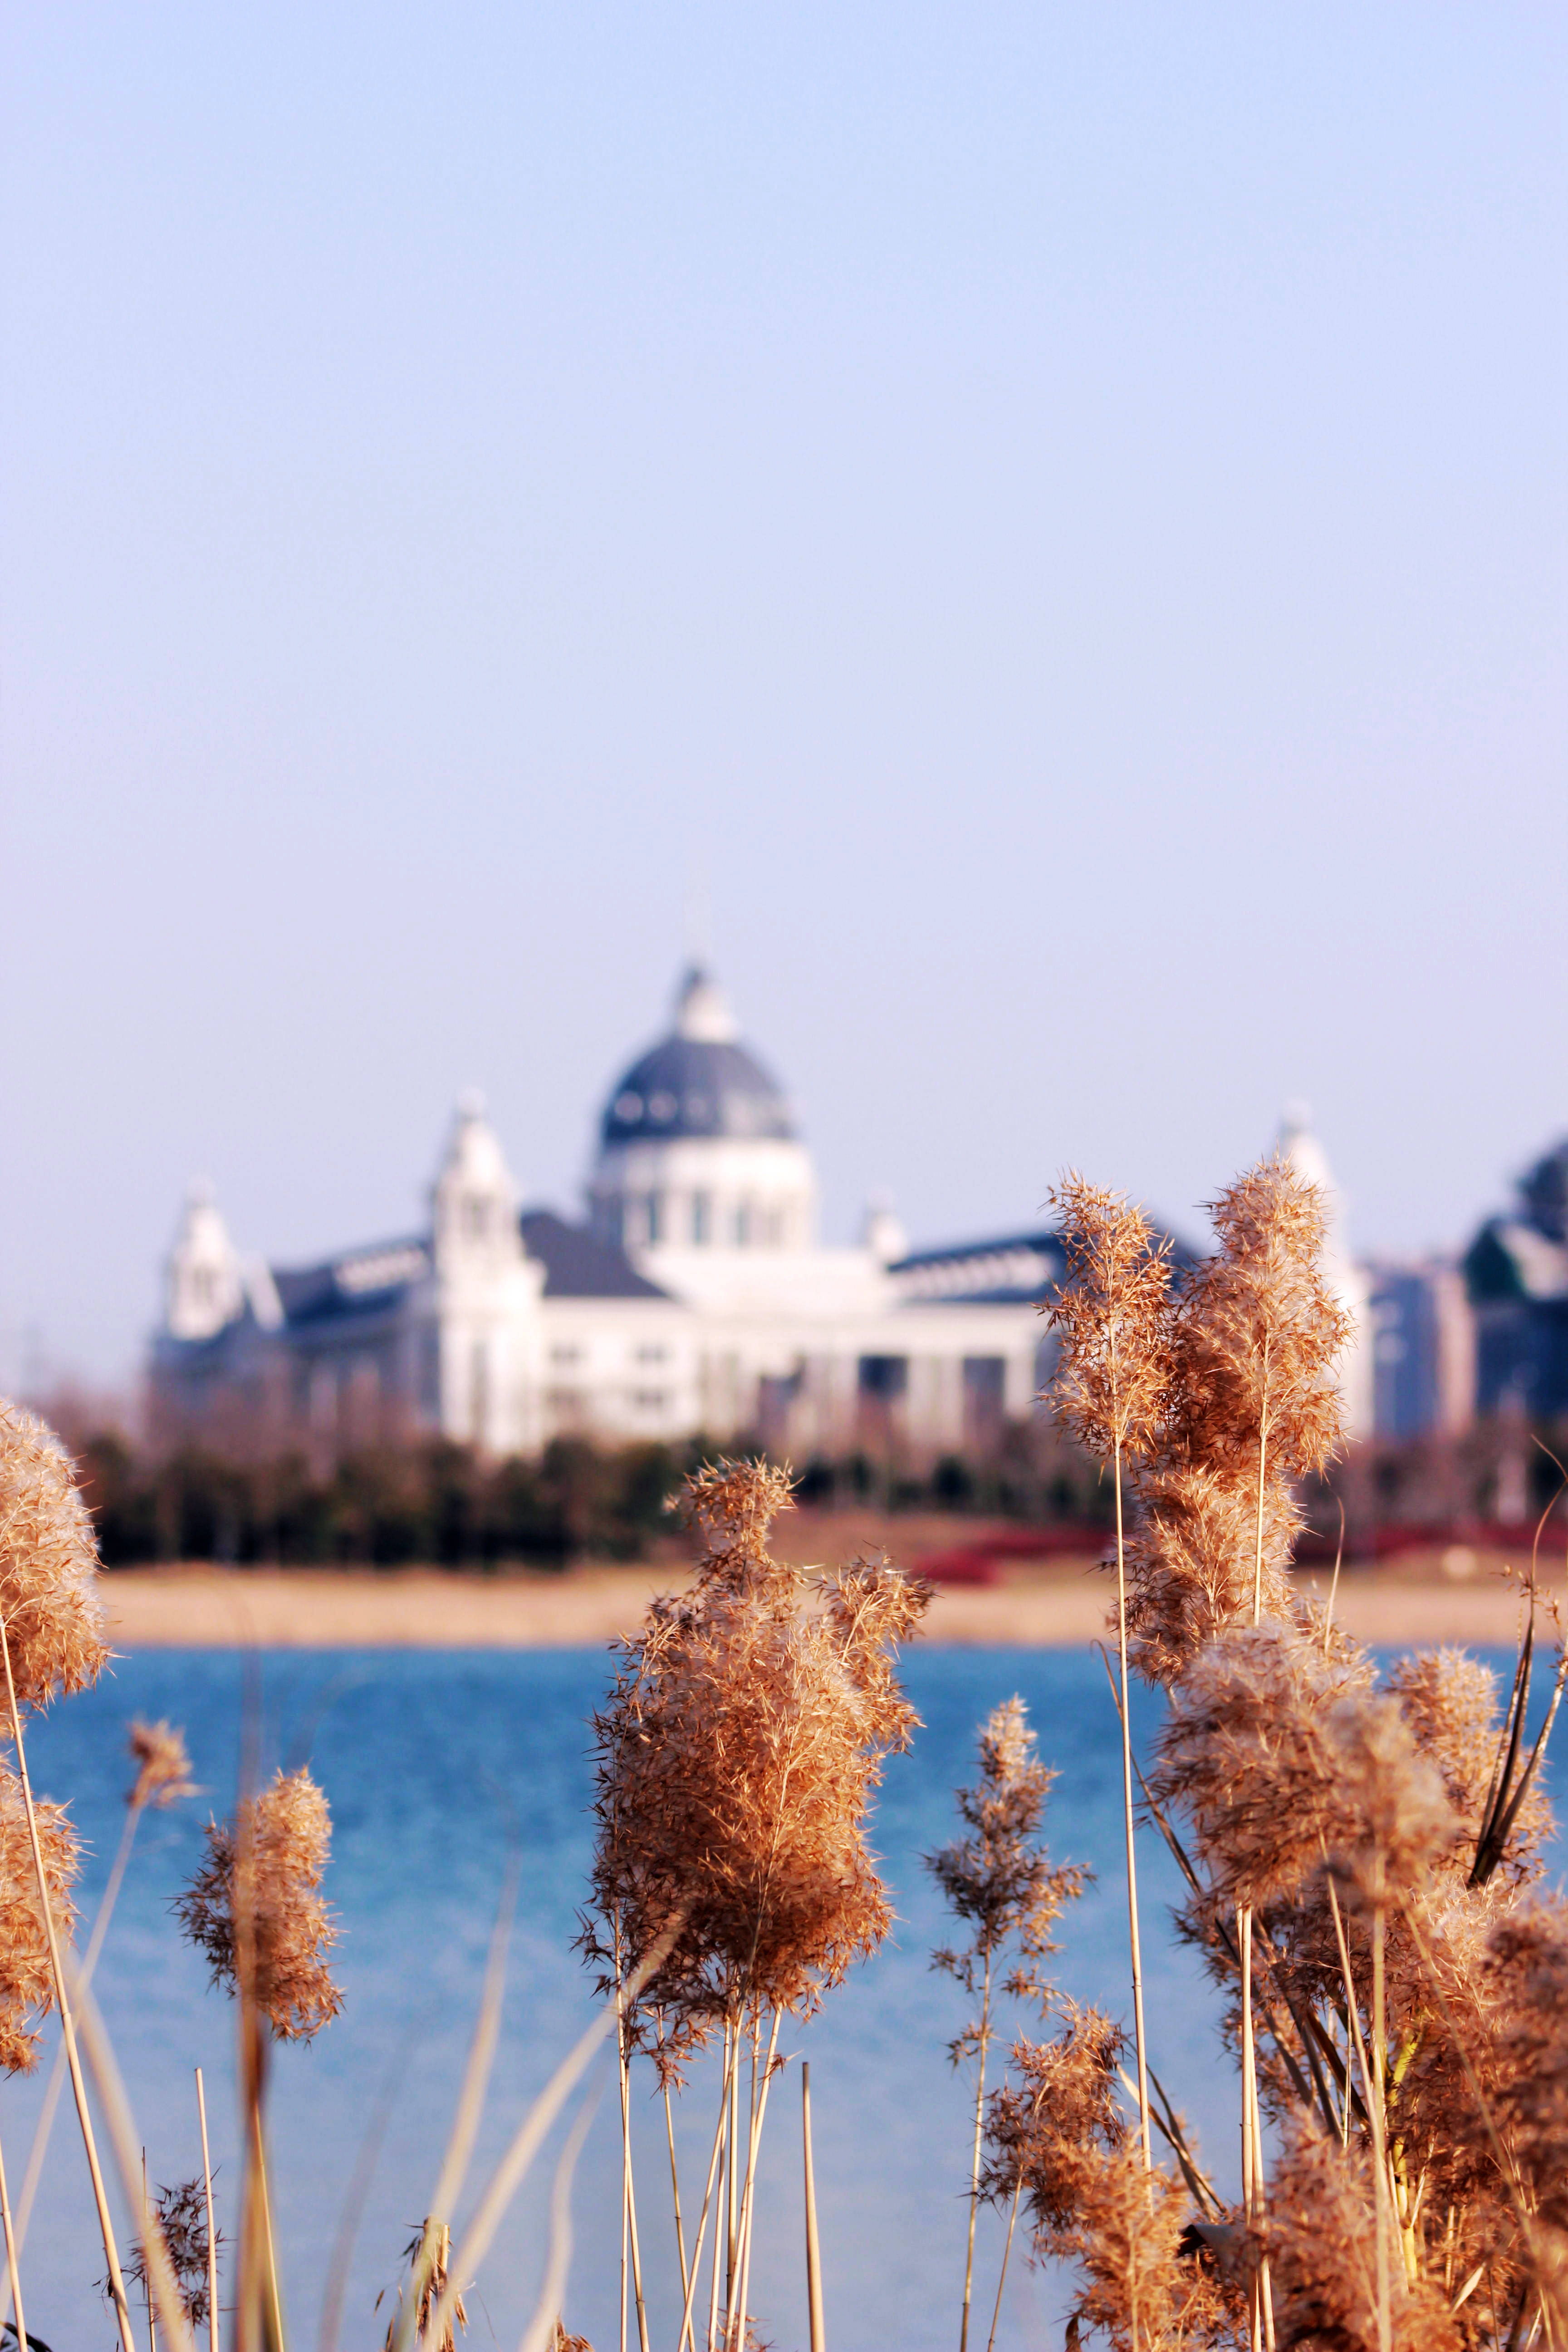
{"left": 71, "top": 1425, "right": 1111, "bottom": 1568}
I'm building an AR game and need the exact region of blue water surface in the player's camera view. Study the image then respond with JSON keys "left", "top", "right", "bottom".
{"left": 9, "top": 1643, "right": 1551, "bottom": 2352}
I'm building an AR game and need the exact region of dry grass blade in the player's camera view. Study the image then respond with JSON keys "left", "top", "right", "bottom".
{"left": 516, "top": 2094, "right": 599, "bottom": 2352}
{"left": 421, "top": 1915, "right": 685, "bottom": 2352}
{"left": 389, "top": 1862, "right": 519, "bottom": 2352}
{"left": 64, "top": 1957, "right": 196, "bottom": 2352}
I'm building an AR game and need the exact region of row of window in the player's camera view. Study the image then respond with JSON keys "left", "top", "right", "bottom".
{"left": 607, "top": 1193, "right": 799, "bottom": 1249}
{"left": 550, "top": 1342, "right": 670, "bottom": 1367}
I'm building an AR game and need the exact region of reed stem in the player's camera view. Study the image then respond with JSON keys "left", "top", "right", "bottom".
{"left": 673, "top": 2030, "right": 736, "bottom": 2352}
{"left": 617, "top": 2031, "right": 650, "bottom": 2352}
{"left": 13, "top": 1795, "right": 142, "bottom": 2268}
{"left": 0, "top": 1619, "right": 137, "bottom": 2352}
{"left": 1112, "top": 1436, "right": 1152, "bottom": 2172}
{"left": 1372, "top": 1901, "right": 1390, "bottom": 2352}
{"left": 801, "top": 2064, "right": 824, "bottom": 2352}
{"left": 984, "top": 2171, "right": 1023, "bottom": 2352}
{"left": 959, "top": 1951, "right": 991, "bottom": 2352}
{"left": 0, "top": 2115, "right": 28, "bottom": 2352}
{"left": 664, "top": 2080, "right": 693, "bottom": 2352}
{"left": 731, "top": 2010, "right": 782, "bottom": 2351}
{"left": 196, "top": 2069, "right": 219, "bottom": 2352}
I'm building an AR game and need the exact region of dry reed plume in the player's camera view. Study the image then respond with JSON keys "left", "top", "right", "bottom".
{"left": 927, "top": 1698, "right": 1084, "bottom": 2352}
{"left": 127, "top": 1718, "right": 197, "bottom": 1813}
{"left": 586, "top": 1457, "right": 929, "bottom": 2054}
{"left": 1048, "top": 1177, "right": 1177, "bottom": 2176}
{"left": 122, "top": 2176, "right": 218, "bottom": 2329}
{"left": 0, "top": 1759, "right": 78, "bottom": 2073}
{"left": 1017, "top": 1152, "right": 1568, "bottom": 2350}
{"left": 585, "top": 1456, "right": 930, "bottom": 2352}
{"left": 177, "top": 1766, "right": 342, "bottom": 2041}
{"left": 0, "top": 1402, "right": 109, "bottom": 1714}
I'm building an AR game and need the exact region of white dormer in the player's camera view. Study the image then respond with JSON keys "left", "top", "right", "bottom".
{"left": 431, "top": 1093, "right": 525, "bottom": 1278}
{"left": 427, "top": 1096, "right": 545, "bottom": 1452}
{"left": 165, "top": 1182, "right": 246, "bottom": 1340}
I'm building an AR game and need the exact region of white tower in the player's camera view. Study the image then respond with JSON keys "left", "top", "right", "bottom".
{"left": 1276, "top": 1103, "right": 1374, "bottom": 1441}
{"left": 164, "top": 1183, "right": 245, "bottom": 1340}
{"left": 429, "top": 1096, "right": 545, "bottom": 1451}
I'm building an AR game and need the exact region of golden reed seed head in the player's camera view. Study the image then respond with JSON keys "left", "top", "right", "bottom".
{"left": 1152, "top": 1623, "right": 1454, "bottom": 1913}
{"left": 1045, "top": 1176, "right": 1175, "bottom": 1466}
{"left": 981, "top": 2008, "right": 1229, "bottom": 2347}
{"left": 1176, "top": 1155, "right": 1353, "bottom": 1484}
{"left": 0, "top": 1755, "right": 79, "bottom": 2073}
{"left": 176, "top": 1765, "right": 342, "bottom": 2041}
{"left": 587, "top": 1459, "right": 930, "bottom": 2067}
{"left": 1265, "top": 2118, "right": 1466, "bottom": 2351}
{"left": 127, "top": 1718, "right": 196, "bottom": 1812}
{"left": 926, "top": 1698, "right": 1083, "bottom": 1982}
{"left": 0, "top": 1399, "right": 109, "bottom": 1717}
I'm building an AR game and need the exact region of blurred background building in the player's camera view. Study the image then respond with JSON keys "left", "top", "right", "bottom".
{"left": 147, "top": 965, "right": 1568, "bottom": 1468}
{"left": 151, "top": 968, "right": 1060, "bottom": 1462}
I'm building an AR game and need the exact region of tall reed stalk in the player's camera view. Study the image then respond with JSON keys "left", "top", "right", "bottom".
{"left": 0, "top": 1620, "right": 136, "bottom": 2352}
{"left": 1046, "top": 1180, "right": 1174, "bottom": 2171}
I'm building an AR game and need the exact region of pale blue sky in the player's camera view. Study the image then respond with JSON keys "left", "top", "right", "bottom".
{"left": 1, "top": 4, "right": 1564, "bottom": 1384}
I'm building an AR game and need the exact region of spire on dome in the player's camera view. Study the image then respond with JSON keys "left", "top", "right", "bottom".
{"left": 673, "top": 965, "right": 739, "bottom": 1045}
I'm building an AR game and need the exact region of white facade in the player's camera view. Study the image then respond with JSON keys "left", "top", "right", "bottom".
{"left": 152, "top": 970, "right": 1050, "bottom": 1461}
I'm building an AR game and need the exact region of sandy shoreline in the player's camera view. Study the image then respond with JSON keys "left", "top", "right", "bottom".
{"left": 98, "top": 1560, "right": 1548, "bottom": 1651}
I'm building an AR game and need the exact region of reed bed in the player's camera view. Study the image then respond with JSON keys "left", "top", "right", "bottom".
{"left": 0, "top": 1148, "right": 1565, "bottom": 2351}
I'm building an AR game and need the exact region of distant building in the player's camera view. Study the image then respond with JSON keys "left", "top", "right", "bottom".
{"left": 150, "top": 969, "right": 1061, "bottom": 1460}
{"left": 1366, "top": 1258, "right": 1476, "bottom": 1442}
{"left": 1464, "top": 1137, "right": 1568, "bottom": 1418}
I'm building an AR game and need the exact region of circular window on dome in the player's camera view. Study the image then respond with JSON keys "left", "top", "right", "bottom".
{"left": 685, "top": 1094, "right": 710, "bottom": 1122}
{"left": 648, "top": 1091, "right": 678, "bottom": 1122}
{"left": 613, "top": 1092, "right": 643, "bottom": 1122}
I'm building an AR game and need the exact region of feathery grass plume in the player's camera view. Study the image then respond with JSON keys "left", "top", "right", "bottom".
{"left": 127, "top": 1719, "right": 196, "bottom": 1813}
{"left": 176, "top": 1766, "right": 342, "bottom": 2041}
{"left": 584, "top": 1458, "right": 929, "bottom": 2352}
{"left": 1047, "top": 1178, "right": 1175, "bottom": 2173}
{"left": 1173, "top": 1158, "right": 1351, "bottom": 1499}
{"left": 552, "top": 2331, "right": 592, "bottom": 2352}
{"left": 980, "top": 2007, "right": 1232, "bottom": 2350}
{"left": 585, "top": 1458, "right": 930, "bottom": 2051}
{"left": 1047, "top": 1179, "right": 1176, "bottom": 1470}
{"left": 1117, "top": 1157, "right": 1352, "bottom": 1690}
{"left": 1320, "top": 1693, "right": 1459, "bottom": 1918}
{"left": 1264, "top": 2120, "right": 1463, "bottom": 2352}
{"left": 927, "top": 1698, "right": 1085, "bottom": 2352}
{"left": 1487, "top": 1902, "right": 1568, "bottom": 2303}
{"left": 122, "top": 2178, "right": 218, "bottom": 2328}
{"left": 1151, "top": 1625, "right": 1388, "bottom": 1912}
{"left": 0, "top": 1399, "right": 133, "bottom": 2352}
{"left": 0, "top": 1401, "right": 109, "bottom": 1715}
{"left": 0, "top": 1759, "right": 78, "bottom": 2073}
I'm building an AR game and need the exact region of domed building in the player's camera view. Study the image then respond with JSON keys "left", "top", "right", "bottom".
{"left": 589, "top": 966, "right": 817, "bottom": 1257}
{"left": 150, "top": 968, "right": 1058, "bottom": 1460}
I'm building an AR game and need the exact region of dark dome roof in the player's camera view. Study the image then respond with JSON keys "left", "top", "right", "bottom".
{"left": 600, "top": 969, "right": 797, "bottom": 1146}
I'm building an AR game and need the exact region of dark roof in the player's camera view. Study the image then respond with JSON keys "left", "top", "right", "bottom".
{"left": 519, "top": 1210, "right": 671, "bottom": 1299}
{"left": 890, "top": 1229, "right": 1068, "bottom": 1306}
{"left": 600, "top": 1035, "right": 795, "bottom": 1147}
{"left": 890, "top": 1220, "right": 1198, "bottom": 1307}
{"left": 273, "top": 1235, "right": 431, "bottom": 1327}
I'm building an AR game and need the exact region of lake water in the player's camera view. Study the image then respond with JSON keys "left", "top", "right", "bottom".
{"left": 8, "top": 1642, "right": 1546, "bottom": 2352}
